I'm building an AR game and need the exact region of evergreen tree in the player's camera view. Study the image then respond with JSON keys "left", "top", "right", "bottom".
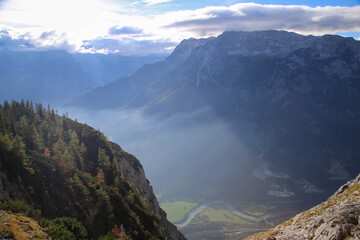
{"left": 0, "top": 100, "right": 165, "bottom": 240}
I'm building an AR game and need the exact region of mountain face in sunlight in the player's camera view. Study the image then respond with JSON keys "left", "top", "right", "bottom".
{"left": 0, "top": 50, "right": 164, "bottom": 106}
{"left": 68, "top": 30, "right": 360, "bottom": 203}
{"left": 67, "top": 37, "right": 211, "bottom": 110}
{"left": 0, "top": 100, "right": 185, "bottom": 240}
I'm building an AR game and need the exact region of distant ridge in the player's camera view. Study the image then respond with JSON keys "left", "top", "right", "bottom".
{"left": 0, "top": 50, "right": 164, "bottom": 105}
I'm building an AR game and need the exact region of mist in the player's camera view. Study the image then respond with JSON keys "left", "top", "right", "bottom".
{"left": 61, "top": 106, "right": 254, "bottom": 201}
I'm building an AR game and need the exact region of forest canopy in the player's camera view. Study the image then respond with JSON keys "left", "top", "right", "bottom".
{"left": 0, "top": 100, "right": 165, "bottom": 240}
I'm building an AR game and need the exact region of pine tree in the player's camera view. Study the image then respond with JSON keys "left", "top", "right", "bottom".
{"left": 69, "top": 130, "right": 84, "bottom": 170}
{"left": 98, "top": 147, "right": 111, "bottom": 170}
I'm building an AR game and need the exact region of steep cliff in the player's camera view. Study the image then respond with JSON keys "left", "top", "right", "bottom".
{"left": 112, "top": 143, "right": 185, "bottom": 240}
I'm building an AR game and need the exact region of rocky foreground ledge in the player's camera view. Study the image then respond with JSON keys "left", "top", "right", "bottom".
{"left": 246, "top": 174, "right": 360, "bottom": 240}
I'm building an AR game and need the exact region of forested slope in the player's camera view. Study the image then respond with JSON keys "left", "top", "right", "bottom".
{"left": 0, "top": 100, "right": 184, "bottom": 240}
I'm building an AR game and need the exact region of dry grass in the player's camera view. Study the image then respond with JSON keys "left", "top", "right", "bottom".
{"left": 244, "top": 228, "right": 277, "bottom": 240}
{"left": 0, "top": 210, "right": 50, "bottom": 239}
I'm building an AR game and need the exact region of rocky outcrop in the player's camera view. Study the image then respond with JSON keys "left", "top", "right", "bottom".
{"left": 246, "top": 174, "right": 360, "bottom": 240}
{"left": 166, "top": 37, "right": 211, "bottom": 64}
{"left": 118, "top": 159, "right": 185, "bottom": 240}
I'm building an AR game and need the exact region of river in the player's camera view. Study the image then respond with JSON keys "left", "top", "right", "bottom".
{"left": 175, "top": 200, "right": 270, "bottom": 229}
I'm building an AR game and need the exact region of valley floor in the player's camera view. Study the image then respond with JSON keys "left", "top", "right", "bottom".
{"left": 160, "top": 199, "right": 293, "bottom": 240}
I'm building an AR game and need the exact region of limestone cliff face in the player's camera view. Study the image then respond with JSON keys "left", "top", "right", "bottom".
{"left": 113, "top": 145, "right": 186, "bottom": 240}
{"left": 246, "top": 174, "right": 360, "bottom": 240}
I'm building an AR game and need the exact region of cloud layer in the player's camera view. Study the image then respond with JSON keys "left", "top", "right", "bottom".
{"left": 164, "top": 4, "right": 360, "bottom": 37}
{"left": 0, "top": 1, "right": 359, "bottom": 55}
{"left": 0, "top": 28, "right": 74, "bottom": 51}
{"left": 108, "top": 26, "right": 143, "bottom": 35}
{"left": 81, "top": 37, "right": 175, "bottom": 55}
{"left": 142, "top": 0, "right": 171, "bottom": 5}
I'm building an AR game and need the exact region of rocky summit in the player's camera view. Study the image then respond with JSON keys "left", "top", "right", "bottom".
{"left": 246, "top": 173, "right": 360, "bottom": 240}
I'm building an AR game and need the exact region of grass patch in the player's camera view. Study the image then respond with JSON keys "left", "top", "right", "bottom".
{"left": 199, "top": 207, "right": 253, "bottom": 225}
{"left": 160, "top": 201, "right": 197, "bottom": 222}
{"left": 0, "top": 210, "right": 49, "bottom": 239}
{"left": 243, "top": 206, "right": 268, "bottom": 217}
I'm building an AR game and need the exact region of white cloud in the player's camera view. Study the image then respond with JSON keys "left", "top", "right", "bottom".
{"left": 81, "top": 37, "right": 176, "bottom": 55}
{"left": 108, "top": 26, "right": 143, "bottom": 35}
{"left": 0, "top": 0, "right": 121, "bottom": 45}
{"left": 0, "top": 1, "right": 359, "bottom": 55}
{"left": 142, "top": 0, "right": 171, "bottom": 5}
{"left": 163, "top": 3, "right": 360, "bottom": 37}
{"left": 0, "top": 28, "right": 75, "bottom": 51}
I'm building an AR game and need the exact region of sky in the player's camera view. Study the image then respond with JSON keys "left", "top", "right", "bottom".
{"left": 0, "top": 0, "right": 359, "bottom": 55}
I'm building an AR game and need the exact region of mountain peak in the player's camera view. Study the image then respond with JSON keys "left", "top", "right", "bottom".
{"left": 166, "top": 37, "right": 212, "bottom": 63}
{"left": 212, "top": 30, "right": 317, "bottom": 57}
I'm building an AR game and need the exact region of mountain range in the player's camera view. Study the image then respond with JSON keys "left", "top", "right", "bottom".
{"left": 0, "top": 50, "right": 164, "bottom": 105}
{"left": 68, "top": 30, "right": 360, "bottom": 204}
{"left": 2, "top": 30, "right": 360, "bottom": 239}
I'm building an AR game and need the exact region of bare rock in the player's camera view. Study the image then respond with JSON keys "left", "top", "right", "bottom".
{"left": 246, "top": 173, "right": 360, "bottom": 240}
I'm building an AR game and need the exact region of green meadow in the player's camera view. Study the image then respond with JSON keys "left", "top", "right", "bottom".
{"left": 160, "top": 201, "right": 197, "bottom": 222}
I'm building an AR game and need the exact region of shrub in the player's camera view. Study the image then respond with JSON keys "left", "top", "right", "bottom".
{"left": 39, "top": 217, "right": 87, "bottom": 240}
{"left": 0, "top": 200, "right": 41, "bottom": 219}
